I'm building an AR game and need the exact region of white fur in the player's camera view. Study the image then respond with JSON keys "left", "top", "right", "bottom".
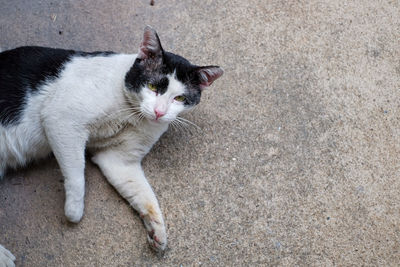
{"left": 0, "top": 52, "right": 191, "bottom": 255}
{"left": 0, "top": 244, "right": 15, "bottom": 267}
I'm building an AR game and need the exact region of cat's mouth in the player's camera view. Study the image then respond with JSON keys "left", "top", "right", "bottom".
{"left": 147, "top": 115, "right": 170, "bottom": 124}
{"left": 138, "top": 108, "right": 166, "bottom": 123}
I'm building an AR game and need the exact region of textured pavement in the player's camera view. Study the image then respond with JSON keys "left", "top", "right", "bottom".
{"left": 1, "top": 0, "right": 400, "bottom": 266}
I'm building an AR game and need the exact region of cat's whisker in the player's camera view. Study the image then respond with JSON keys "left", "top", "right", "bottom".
{"left": 171, "top": 118, "right": 195, "bottom": 135}
{"left": 170, "top": 121, "right": 178, "bottom": 131}
{"left": 125, "top": 110, "right": 144, "bottom": 123}
{"left": 176, "top": 116, "right": 201, "bottom": 130}
{"left": 172, "top": 121, "right": 188, "bottom": 135}
{"left": 103, "top": 107, "right": 137, "bottom": 118}
{"left": 170, "top": 120, "right": 181, "bottom": 131}
{"left": 103, "top": 106, "right": 143, "bottom": 121}
{"left": 139, "top": 113, "right": 145, "bottom": 123}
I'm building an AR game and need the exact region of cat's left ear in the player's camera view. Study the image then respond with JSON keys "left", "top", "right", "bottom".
{"left": 196, "top": 66, "right": 224, "bottom": 90}
{"left": 138, "top": 25, "right": 164, "bottom": 60}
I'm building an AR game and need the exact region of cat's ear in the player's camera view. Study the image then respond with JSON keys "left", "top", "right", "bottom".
{"left": 137, "top": 25, "right": 163, "bottom": 60}
{"left": 196, "top": 66, "right": 224, "bottom": 90}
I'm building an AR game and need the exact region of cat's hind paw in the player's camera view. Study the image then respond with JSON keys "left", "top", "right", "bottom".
{"left": 0, "top": 244, "right": 16, "bottom": 267}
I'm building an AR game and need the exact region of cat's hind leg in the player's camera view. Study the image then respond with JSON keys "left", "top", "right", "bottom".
{"left": 92, "top": 150, "right": 167, "bottom": 252}
{"left": 0, "top": 244, "right": 15, "bottom": 267}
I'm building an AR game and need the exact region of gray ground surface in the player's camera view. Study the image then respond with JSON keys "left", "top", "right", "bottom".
{"left": 1, "top": 0, "right": 399, "bottom": 266}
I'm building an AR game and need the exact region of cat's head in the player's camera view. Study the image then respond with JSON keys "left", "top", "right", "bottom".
{"left": 124, "top": 26, "right": 223, "bottom": 123}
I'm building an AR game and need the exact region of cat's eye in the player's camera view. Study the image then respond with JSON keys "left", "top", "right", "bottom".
{"left": 174, "top": 95, "right": 186, "bottom": 102}
{"left": 148, "top": 83, "right": 157, "bottom": 92}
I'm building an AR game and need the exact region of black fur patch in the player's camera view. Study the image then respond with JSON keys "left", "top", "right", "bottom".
{"left": 0, "top": 46, "right": 115, "bottom": 126}
{"left": 0, "top": 46, "right": 75, "bottom": 125}
{"left": 125, "top": 60, "right": 148, "bottom": 93}
{"left": 153, "top": 77, "right": 169, "bottom": 95}
{"left": 78, "top": 51, "right": 116, "bottom": 57}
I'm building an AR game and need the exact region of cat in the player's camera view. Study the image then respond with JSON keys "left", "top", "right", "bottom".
{"left": 0, "top": 25, "right": 223, "bottom": 265}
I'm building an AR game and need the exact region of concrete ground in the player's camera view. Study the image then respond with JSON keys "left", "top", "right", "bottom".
{"left": 1, "top": 0, "right": 399, "bottom": 265}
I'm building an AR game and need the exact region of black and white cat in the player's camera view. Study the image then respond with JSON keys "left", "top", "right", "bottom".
{"left": 0, "top": 26, "right": 223, "bottom": 265}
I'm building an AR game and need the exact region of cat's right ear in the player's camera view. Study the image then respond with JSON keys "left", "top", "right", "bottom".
{"left": 137, "top": 25, "right": 163, "bottom": 60}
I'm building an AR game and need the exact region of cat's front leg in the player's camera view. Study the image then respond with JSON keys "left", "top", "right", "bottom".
{"left": 43, "top": 122, "right": 89, "bottom": 223}
{"left": 91, "top": 151, "right": 167, "bottom": 251}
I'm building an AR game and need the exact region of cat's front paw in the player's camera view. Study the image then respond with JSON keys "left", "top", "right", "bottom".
{"left": 146, "top": 221, "right": 167, "bottom": 252}
{"left": 64, "top": 198, "right": 84, "bottom": 223}
{"left": 0, "top": 244, "right": 15, "bottom": 267}
{"left": 140, "top": 210, "right": 167, "bottom": 252}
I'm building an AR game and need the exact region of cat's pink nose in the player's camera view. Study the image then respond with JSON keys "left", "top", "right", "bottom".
{"left": 154, "top": 109, "right": 165, "bottom": 120}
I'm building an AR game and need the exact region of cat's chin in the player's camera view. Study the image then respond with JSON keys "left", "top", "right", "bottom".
{"left": 146, "top": 117, "right": 170, "bottom": 125}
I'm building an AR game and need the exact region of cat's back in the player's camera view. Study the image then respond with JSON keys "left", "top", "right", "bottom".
{"left": 0, "top": 46, "right": 76, "bottom": 125}
{"left": 0, "top": 46, "right": 135, "bottom": 125}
